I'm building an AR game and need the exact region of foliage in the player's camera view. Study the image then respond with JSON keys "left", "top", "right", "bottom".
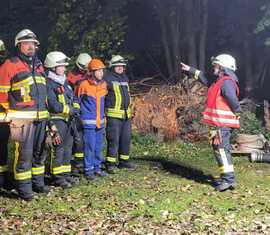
{"left": 132, "top": 132, "right": 158, "bottom": 147}
{"left": 239, "top": 110, "right": 265, "bottom": 135}
{"left": 47, "top": 0, "right": 128, "bottom": 61}
{"left": 255, "top": 3, "right": 270, "bottom": 46}
{"left": 231, "top": 110, "right": 265, "bottom": 142}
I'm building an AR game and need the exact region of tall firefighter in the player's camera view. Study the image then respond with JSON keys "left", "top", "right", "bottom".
{"left": 181, "top": 54, "right": 241, "bottom": 192}
{"left": 0, "top": 29, "right": 49, "bottom": 200}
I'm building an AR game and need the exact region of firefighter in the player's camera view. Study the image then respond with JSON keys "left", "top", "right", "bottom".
{"left": 0, "top": 39, "right": 10, "bottom": 190}
{"left": 181, "top": 54, "right": 241, "bottom": 192}
{"left": 104, "top": 55, "right": 135, "bottom": 174}
{"left": 0, "top": 29, "right": 49, "bottom": 200}
{"left": 45, "top": 51, "right": 79, "bottom": 188}
{"left": 67, "top": 53, "right": 92, "bottom": 175}
{"left": 77, "top": 59, "right": 108, "bottom": 180}
{"left": 67, "top": 53, "right": 92, "bottom": 89}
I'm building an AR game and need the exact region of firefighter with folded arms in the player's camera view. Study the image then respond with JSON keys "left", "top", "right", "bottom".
{"left": 67, "top": 53, "right": 92, "bottom": 175}
{"left": 0, "top": 29, "right": 49, "bottom": 200}
{"left": 181, "top": 54, "right": 241, "bottom": 192}
{"left": 76, "top": 59, "right": 108, "bottom": 180}
{"left": 0, "top": 39, "right": 11, "bottom": 190}
{"left": 45, "top": 51, "right": 79, "bottom": 188}
{"left": 104, "top": 55, "right": 135, "bottom": 174}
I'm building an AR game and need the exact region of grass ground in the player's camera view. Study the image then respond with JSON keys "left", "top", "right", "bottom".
{"left": 1, "top": 134, "right": 270, "bottom": 234}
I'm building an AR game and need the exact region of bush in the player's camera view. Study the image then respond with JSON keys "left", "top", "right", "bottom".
{"left": 239, "top": 110, "right": 264, "bottom": 135}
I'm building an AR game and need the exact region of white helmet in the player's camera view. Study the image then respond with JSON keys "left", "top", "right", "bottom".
{"left": 211, "top": 54, "right": 237, "bottom": 71}
{"left": 0, "top": 40, "right": 5, "bottom": 52}
{"left": 44, "top": 51, "right": 70, "bottom": 68}
{"left": 15, "top": 29, "right": 40, "bottom": 47}
{"left": 109, "top": 55, "right": 127, "bottom": 67}
{"left": 76, "top": 53, "right": 92, "bottom": 71}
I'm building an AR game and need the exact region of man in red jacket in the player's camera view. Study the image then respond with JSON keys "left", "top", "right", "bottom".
{"left": 181, "top": 54, "right": 241, "bottom": 192}
{"left": 0, "top": 29, "right": 49, "bottom": 200}
{"left": 67, "top": 53, "right": 92, "bottom": 175}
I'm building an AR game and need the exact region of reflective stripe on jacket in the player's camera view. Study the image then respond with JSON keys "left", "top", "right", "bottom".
{"left": 202, "top": 76, "right": 240, "bottom": 128}
{"left": 104, "top": 73, "right": 131, "bottom": 119}
{"left": 0, "top": 56, "right": 48, "bottom": 120}
{"left": 46, "top": 74, "right": 77, "bottom": 122}
{"left": 77, "top": 77, "right": 107, "bottom": 128}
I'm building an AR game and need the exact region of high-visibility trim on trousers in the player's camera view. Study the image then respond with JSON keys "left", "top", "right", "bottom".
{"left": 51, "top": 166, "right": 63, "bottom": 175}
{"left": 218, "top": 148, "right": 234, "bottom": 173}
{"left": 14, "top": 142, "right": 32, "bottom": 180}
{"left": 15, "top": 171, "right": 32, "bottom": 180}
{"left": 62, "top": 165, "right": 71, "bottom": 173}
{"left": 106, "top": 156, "right": 117, "bottom": 163}
{"left": 119, "top": 155, "right": 129, "bottom": 160}
{"left": 51, "top": 165, "right": 71, "bottom": 175}
{"left": 0, "top": 165, "right": 8, "bottom": 173}
{"left": 74, "top": 152, "right": 84, "bottom": 158}
{"left": 32, "top": 166, "right": 45, "bottom": 175}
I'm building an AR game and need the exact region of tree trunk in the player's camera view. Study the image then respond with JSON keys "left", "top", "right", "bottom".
{"left": 199, "top": 0, "right": 208, "bottom": 70}
{"left": 243, "top": 38, "right": 253, "bottom": 98}
{"left": 185, "top": 0, "right": 198, "bottom": 67}
{"left": 155, "top": 0, "right": 174, "bottom": 77}
{"left": 170, "top": 0, "right": 182, "bottom": 83}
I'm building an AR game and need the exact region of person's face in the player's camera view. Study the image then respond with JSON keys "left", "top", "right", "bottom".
{"left": 212, "top": 63, "right": 221, "bottom": 76}
{"left": 94, "top": 69, "right": 104, "bottom": 80}
{"left": 114, "top": 65, "right": 125, "bottom": 74}
{"left": 55, "top": 65, "right": 66, "bottom": 76}
{"left": 19, "top": 41, "right": 36, "bottom": 57}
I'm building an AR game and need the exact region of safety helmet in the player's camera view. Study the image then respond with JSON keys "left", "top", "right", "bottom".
{"left": 88, "top": 59, "right": 106, "bottom": 71}
{"left": 15, "top": 29, "right": 40, "bottom": 47}
{"left": 109, "top": 55, "right": 127, "bottom": 68}
{"left": 211, "top": 54, "right": 237, "bottom": 71}
{"left": 44, "top": 51, "right": 70, "bottom": 68}
{"left": 0, "top": 40, "right": 5, "bottom": 52}
{"left": 76, "top": 53, "right": 92, "bottom": 71}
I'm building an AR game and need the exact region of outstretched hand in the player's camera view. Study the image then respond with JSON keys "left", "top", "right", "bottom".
{"left": 180, "top": 62, "right": 191, "bottom": 72}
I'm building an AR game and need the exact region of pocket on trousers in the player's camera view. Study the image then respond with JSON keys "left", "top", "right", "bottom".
{"left": 10, "top": 122, "right": 24, "bottom": 142}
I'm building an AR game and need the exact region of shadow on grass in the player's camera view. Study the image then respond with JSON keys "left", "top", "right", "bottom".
{"left": 134, "top": 156, "right": 214, "bottom": 186}
{"left": 0, "top": 189, "right": 18, "bottom": 200}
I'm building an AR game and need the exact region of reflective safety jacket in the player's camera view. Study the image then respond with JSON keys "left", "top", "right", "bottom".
{"left": 202, "top": 75, "right": 240, "bottom": 128}
{"left": 46, "top": 71, "right": 79, "bottom": 122}
{"left": 77, "top": 77, "right": 107, "bottom": 129}
{"left": 0, "top": 55, "right": 48, "bottom": 120}
{"left": 104, "top": 72, "right": 131, "bottom": 119}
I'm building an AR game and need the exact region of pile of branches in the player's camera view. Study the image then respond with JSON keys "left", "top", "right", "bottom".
{"left": 131, "top": 77, "right": 208, "bottom": 142}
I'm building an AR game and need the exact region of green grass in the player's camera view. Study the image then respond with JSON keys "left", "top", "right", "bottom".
{"left": 1, "top": 133, "right": 270, "bottom": 234}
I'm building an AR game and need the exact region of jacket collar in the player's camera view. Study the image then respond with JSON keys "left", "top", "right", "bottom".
{"left": 47, "top": 70, "right": 66, "bottom": 85}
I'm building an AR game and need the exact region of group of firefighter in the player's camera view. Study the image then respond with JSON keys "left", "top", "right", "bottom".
{"left": 0, "top": 29, "right": 134, "bottom": 201}
{"left": 0, "top": 28, "right": 241, "bottom": 201}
